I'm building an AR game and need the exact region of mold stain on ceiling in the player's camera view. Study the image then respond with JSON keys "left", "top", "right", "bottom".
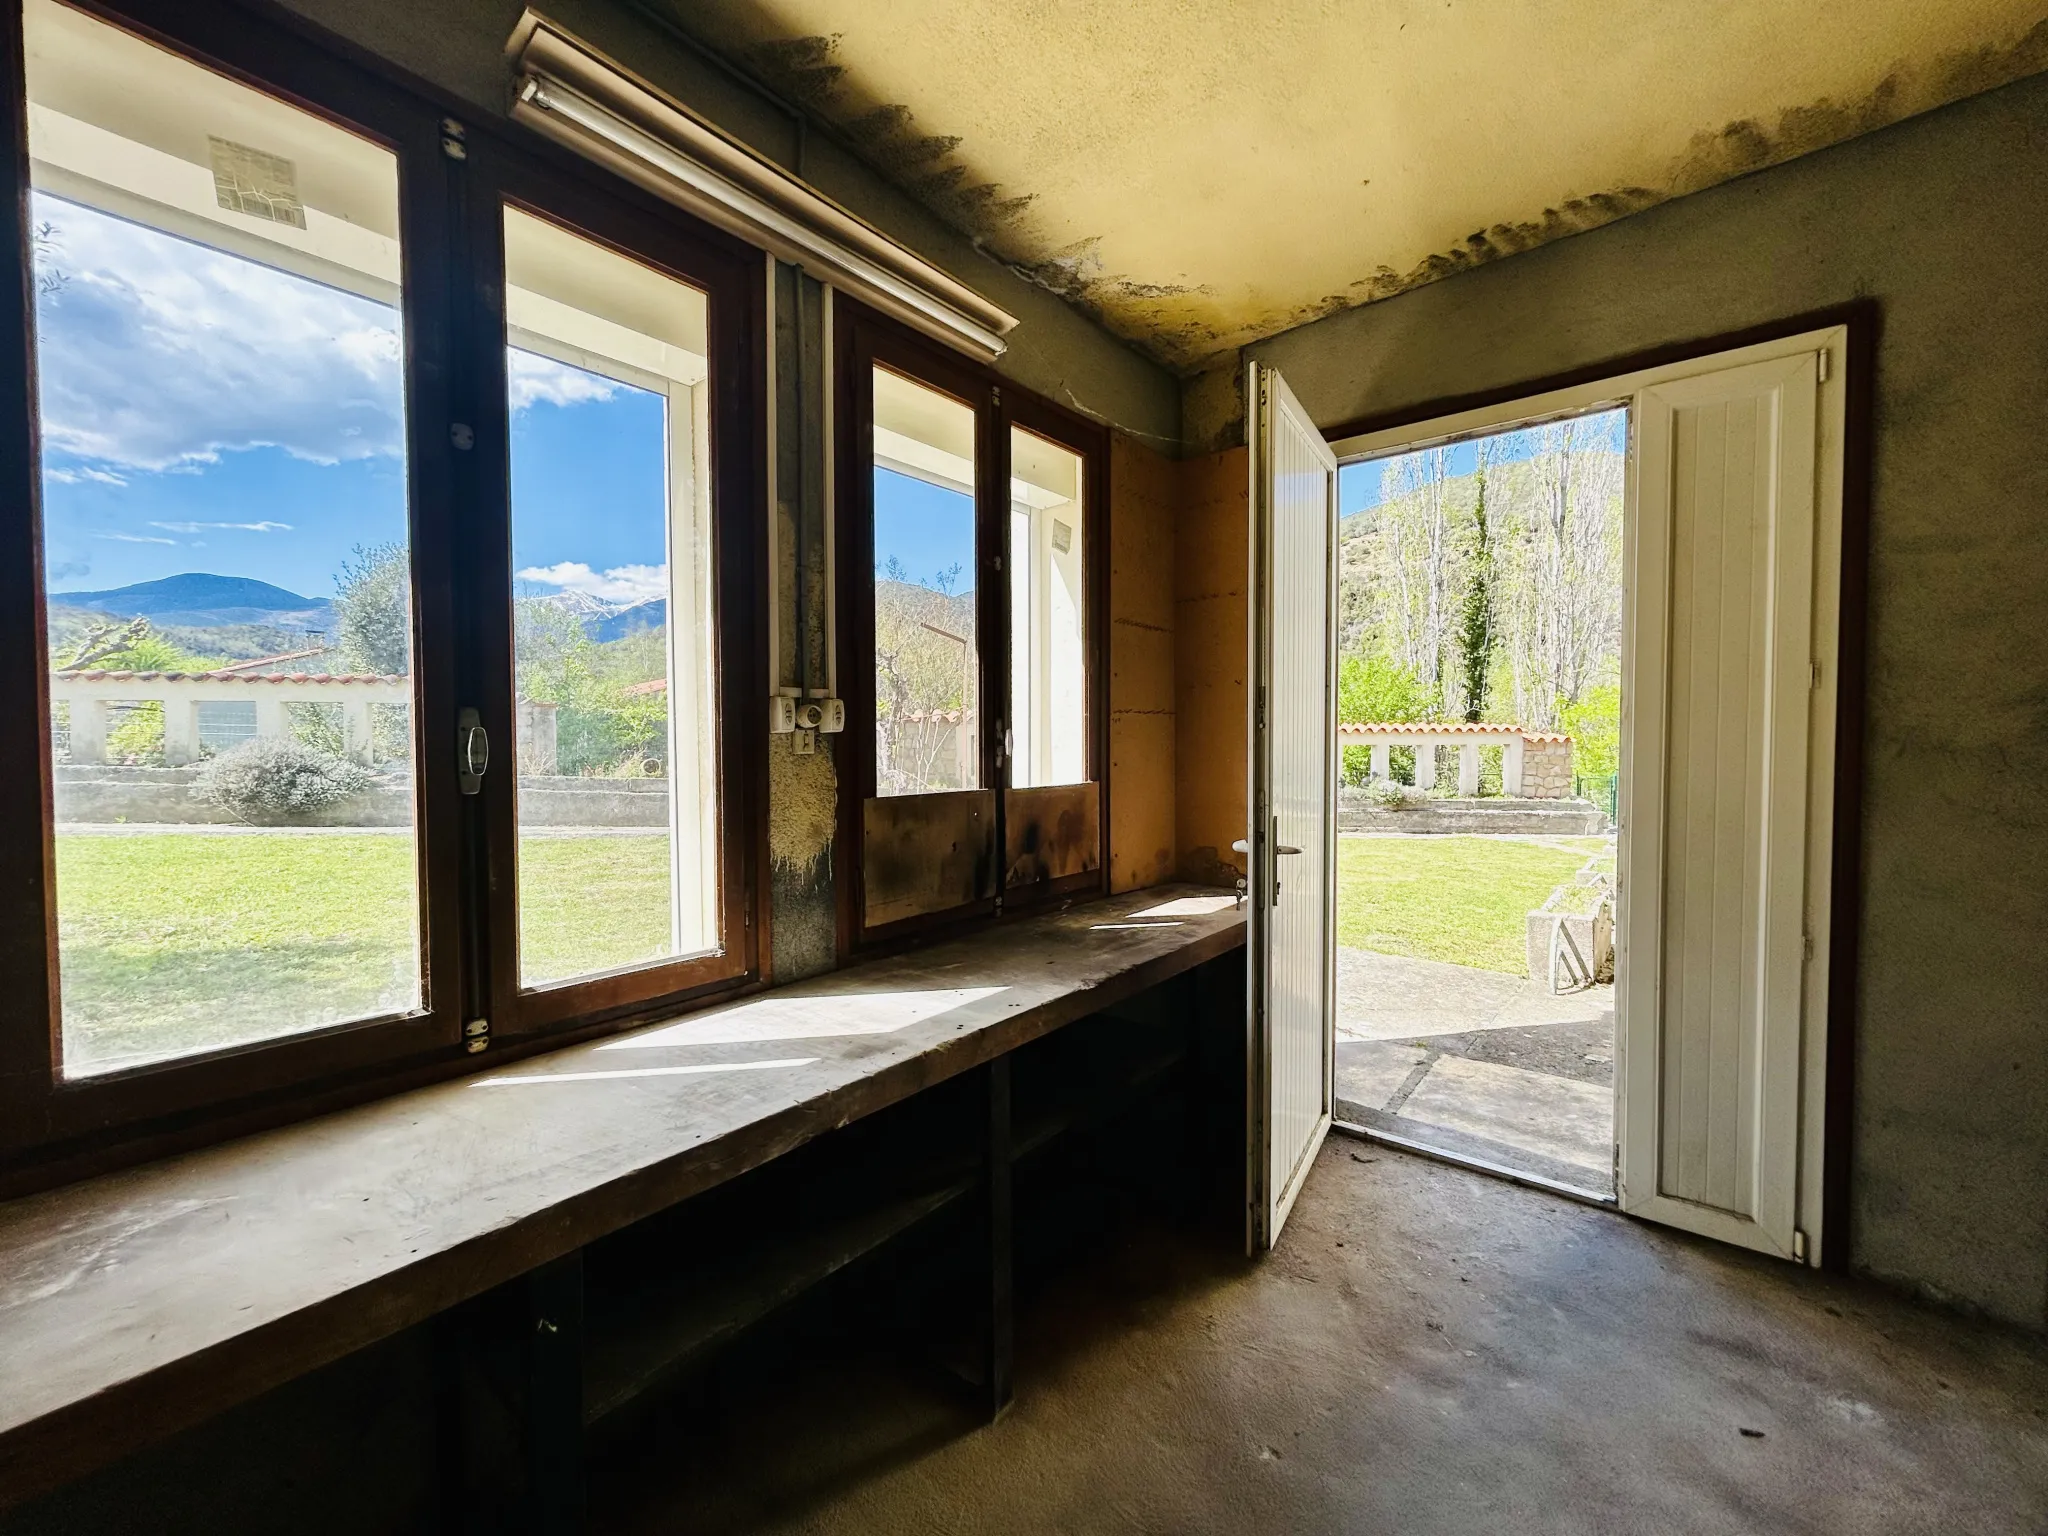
{"left": 648, "top": 0, "right": 2048, "bottom": 371}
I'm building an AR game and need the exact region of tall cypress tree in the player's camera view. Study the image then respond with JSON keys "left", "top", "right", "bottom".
{"left": 1456, "top": 440, "right": 1496, "bottom": 722}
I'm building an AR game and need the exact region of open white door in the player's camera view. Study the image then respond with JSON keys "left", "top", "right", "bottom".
{"left": 1617, "top": 341, "right": 1841, "bottom": 1263}
{"left": 1246, "top": 362, "right": 1338, "bottom": 1252}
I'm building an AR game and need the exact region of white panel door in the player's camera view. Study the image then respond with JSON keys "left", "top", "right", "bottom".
{"left": 1618, "top": 350, "right": 1823, "bottom": 1260}
{"left": 1246, "top": 362, "right": 1338, "bottom": 1252}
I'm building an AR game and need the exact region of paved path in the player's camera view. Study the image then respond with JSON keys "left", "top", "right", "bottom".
{"left": 1336, "top": 946, "right": 1611, "bottom": 1041}
{"left": 1335, "top": 945, "right": 1615, "bottom": 1190}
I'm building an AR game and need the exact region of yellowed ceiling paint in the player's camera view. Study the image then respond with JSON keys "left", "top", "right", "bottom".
{"left": 658, "top": 0, "right": 2048, "bottom": 369}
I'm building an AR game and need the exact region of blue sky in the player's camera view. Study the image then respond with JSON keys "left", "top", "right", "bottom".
{"left": 874, "top": 467, "right": 975, "bottom": 594}
{"left": 1338, "top": 408, "right": 1627, "bottom": 520}
{"left": 33, "top": 190, "right": 670, "bottom": 607}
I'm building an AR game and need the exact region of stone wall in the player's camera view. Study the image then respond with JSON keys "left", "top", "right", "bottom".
{"left": 52, "top": 766, "right": 668, "bottom": 829}
{"left": 1523, "top": 740, "right": 1573, "bottom": 799}
{"left": 1337, "top": 791, "right": 1607, "bottom": 837}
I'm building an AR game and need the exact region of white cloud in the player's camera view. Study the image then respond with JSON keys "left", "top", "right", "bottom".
{"left": 32, "top": 192, "right": 405, "bottom": 472}
{"left": 95, "top": 530, "right": 174, "bottom": 544}
{"left": 29, "top": 199, "right": 631, "bottom": 480}
{"left": 149, "top": 519, "right": 292, "bottom": 533}
{"left": 515, "top": 560, "right": 668, "bottom": 604}
{"left": 508, "top": 349, "right": 619, "bottom": 412}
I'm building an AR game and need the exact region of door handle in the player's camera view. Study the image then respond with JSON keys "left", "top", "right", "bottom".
{"left": 1235, "top": 824, "right": 1303, "bottom": 906}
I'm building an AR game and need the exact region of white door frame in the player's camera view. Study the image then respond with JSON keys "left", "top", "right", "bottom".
{"left": 1326, "top": 323, "right": 1851, "bottom": 1266}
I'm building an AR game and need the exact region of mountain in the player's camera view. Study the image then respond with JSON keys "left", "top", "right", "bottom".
{"left": 49, "top": 573, "right": 337, "bottom": 632}
{"left": 587, "top": 598, "right": 666, "bottom": 643}
{"left": 525, "top": 587, "right": 668, "bottom": 643}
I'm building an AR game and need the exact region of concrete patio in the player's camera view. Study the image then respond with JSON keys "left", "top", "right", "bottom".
{"left": 1335, "top": 947, "right": 1615, "bottom": 1193}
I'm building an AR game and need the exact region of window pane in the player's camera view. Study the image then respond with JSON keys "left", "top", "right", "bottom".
{"left": 504, "top": 206, "right": 718, "bottom": 988}
{"left": 1008, "top": 428, "right": 1087, "bottom": 787}
{"left": 872, "top": 367, "right": 978, "bottom": 796}
{"left": 27, "top": 0, "right": 420, "bottom": 1076}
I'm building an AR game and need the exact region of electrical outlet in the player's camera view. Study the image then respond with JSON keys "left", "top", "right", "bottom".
{"left": 769, "top": 696, "right": 795, "bottom": 733}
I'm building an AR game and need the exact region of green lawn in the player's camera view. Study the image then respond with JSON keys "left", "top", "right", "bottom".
{"left": 53, "top": 831, "right": 673, "bottom": 1074}
{"left": 517, "top": 834, "right": 676, "bottom": 985}
{"left": 1337, "top": 835, "right": 1605, "bottom": 974}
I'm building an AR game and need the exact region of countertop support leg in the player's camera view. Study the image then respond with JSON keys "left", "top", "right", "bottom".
{"left": 981, "top": 1053, "right": 1015, "bottom": 1422}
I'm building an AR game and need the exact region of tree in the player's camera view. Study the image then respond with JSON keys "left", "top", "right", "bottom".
{"left": 56, "top": 615, "right": 152, "bottom": 671}
{"left": 1377, "top": 446, "right": 1457, "bottom": 690}
{"left": 873, "top": 561, "right": 977, "bottom": 794}
{"left": 1454, "top": 437, "right": 1496, "bottom": 722}
{"left": 1337, "top": 652, "right": 1432, "bottom": 726}
{"left": 1336, "top": 652, "right": 1434, "bottom": 786}
{"left": 55, "top": 629, "right": 220, "bottom": 765}
{"left": 334, "top": 542, "right": 411, "bottom": 675}
{"left": 1557, "top": 683, "right": 1621, "bottom": 781}
{"left": 513, "top": 597, "right": 671, "bottom": 776}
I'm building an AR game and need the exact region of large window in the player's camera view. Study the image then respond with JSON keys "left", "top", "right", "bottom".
{"left": 503, "top": 206, "right": 719, "bottom": 988}
{"left": 1008, "top": 427, "right": 1087, "bottom": 789}
{"left": 25, "top": 0, "right": 421, "bottom": 1076}
{"left": 872, "top": 365, "right": 979, "bottom": 797}
{"left": 0, "top": 0, "right": 763, "bottom": 1177}
{"left": 836, "top": 306, "right": 1106, "bottom": 948}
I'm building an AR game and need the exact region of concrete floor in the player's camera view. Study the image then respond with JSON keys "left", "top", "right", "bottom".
{"left": 599, "top": 1142, "right": 2048, "bottom": 1535}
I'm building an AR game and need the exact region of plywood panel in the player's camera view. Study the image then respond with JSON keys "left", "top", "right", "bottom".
{"left": 1109, "top": 431, "right": 1177, "bottom": 892}
{"left": 862, "top": 789, "right": 995, "bottom": 927}
{"left": 1175, "top": 445, "right": 1249, "bottom": 888}
{"left": 1005, "top": 781, "right": 1101, "bottom": 887}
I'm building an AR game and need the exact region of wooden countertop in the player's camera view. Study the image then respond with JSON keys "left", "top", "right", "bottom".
{"left": 0, "top": 885, "right": 1244, "bottom": 1509}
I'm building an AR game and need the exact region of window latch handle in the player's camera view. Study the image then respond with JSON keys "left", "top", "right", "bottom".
{"left": 457, "top": 708, "right": 488, "bottom": 794}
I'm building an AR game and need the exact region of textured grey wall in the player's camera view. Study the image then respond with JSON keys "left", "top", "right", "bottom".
{"left": 266, "top": 0, "right": 1181, "bottom": 447}
{"left": 1244, "top": 74, "right": 2048, "bottom": 1328}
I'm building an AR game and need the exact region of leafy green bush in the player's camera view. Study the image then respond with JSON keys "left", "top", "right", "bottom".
{"left": 192, "top": 736, "right": 371, "bottom": 822}
{"left": 1338, "top": 651, "right": 1436, "bottom": 786}
{"left": 1557, "top": 683, "right": 1621, "bottom": 780}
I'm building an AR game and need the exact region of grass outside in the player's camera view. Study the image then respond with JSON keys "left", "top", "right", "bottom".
{"left": 53, "top": 830, "right": 673, "bottom": 1073}
{"left": 517, "top": 833, "right": 675, "bottom": 985}
{"left": 1337, "top": 834, "right": 1607, "bottom": 974}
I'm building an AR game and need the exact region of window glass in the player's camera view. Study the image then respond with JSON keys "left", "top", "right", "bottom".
{"left": 872, "top": 366, "right": 978, "bottom": 796}
{"left": 503, "top": 206, "right": 718, "bottom": 988}
{"left": 26, "top": 0, "right": 420, "bottom": 1076}
{"left": 1008, "top": 428, "right": 1087, "bottom": 787}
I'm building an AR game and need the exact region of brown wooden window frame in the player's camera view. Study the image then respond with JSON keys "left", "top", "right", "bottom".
{"left": 0, "top": 0, "right": 768, "bottom": 1192}
{"left": 832, "top": 299, "right": 1109, "bottom": 956}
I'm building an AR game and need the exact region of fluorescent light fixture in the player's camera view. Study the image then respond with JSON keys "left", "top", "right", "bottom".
{"left": 505, "top": 14, "right": 1017, "bottom": 364}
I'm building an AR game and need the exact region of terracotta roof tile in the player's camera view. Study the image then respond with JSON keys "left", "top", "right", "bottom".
{"left": 59, "top": 669, "right": 406, "bottom": 686}
{"left": 1337, "top": 721, "right": 1571, "bottom": 743}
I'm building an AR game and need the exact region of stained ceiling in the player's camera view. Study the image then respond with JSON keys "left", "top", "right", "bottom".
{"left": 651, "top": 0, "right": 2048, "bottom": 371}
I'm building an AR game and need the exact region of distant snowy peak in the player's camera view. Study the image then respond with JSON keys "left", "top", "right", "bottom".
{"left": 528, "top": 587, "right": 667, "bottom": 642}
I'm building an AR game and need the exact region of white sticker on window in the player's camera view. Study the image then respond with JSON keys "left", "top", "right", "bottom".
{"left": 1051, "top": 519, "right": 1072, "bottom": 554}
{"left": 208, "top": 136, "right": 306, "bottom": 228}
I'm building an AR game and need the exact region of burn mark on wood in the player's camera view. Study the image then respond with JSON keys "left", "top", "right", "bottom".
{"left": 863, "top": 789, "right": 996, "bottom": 927}
{"left": 1004, "top": 782, "right": 1101, "bottom": 890}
